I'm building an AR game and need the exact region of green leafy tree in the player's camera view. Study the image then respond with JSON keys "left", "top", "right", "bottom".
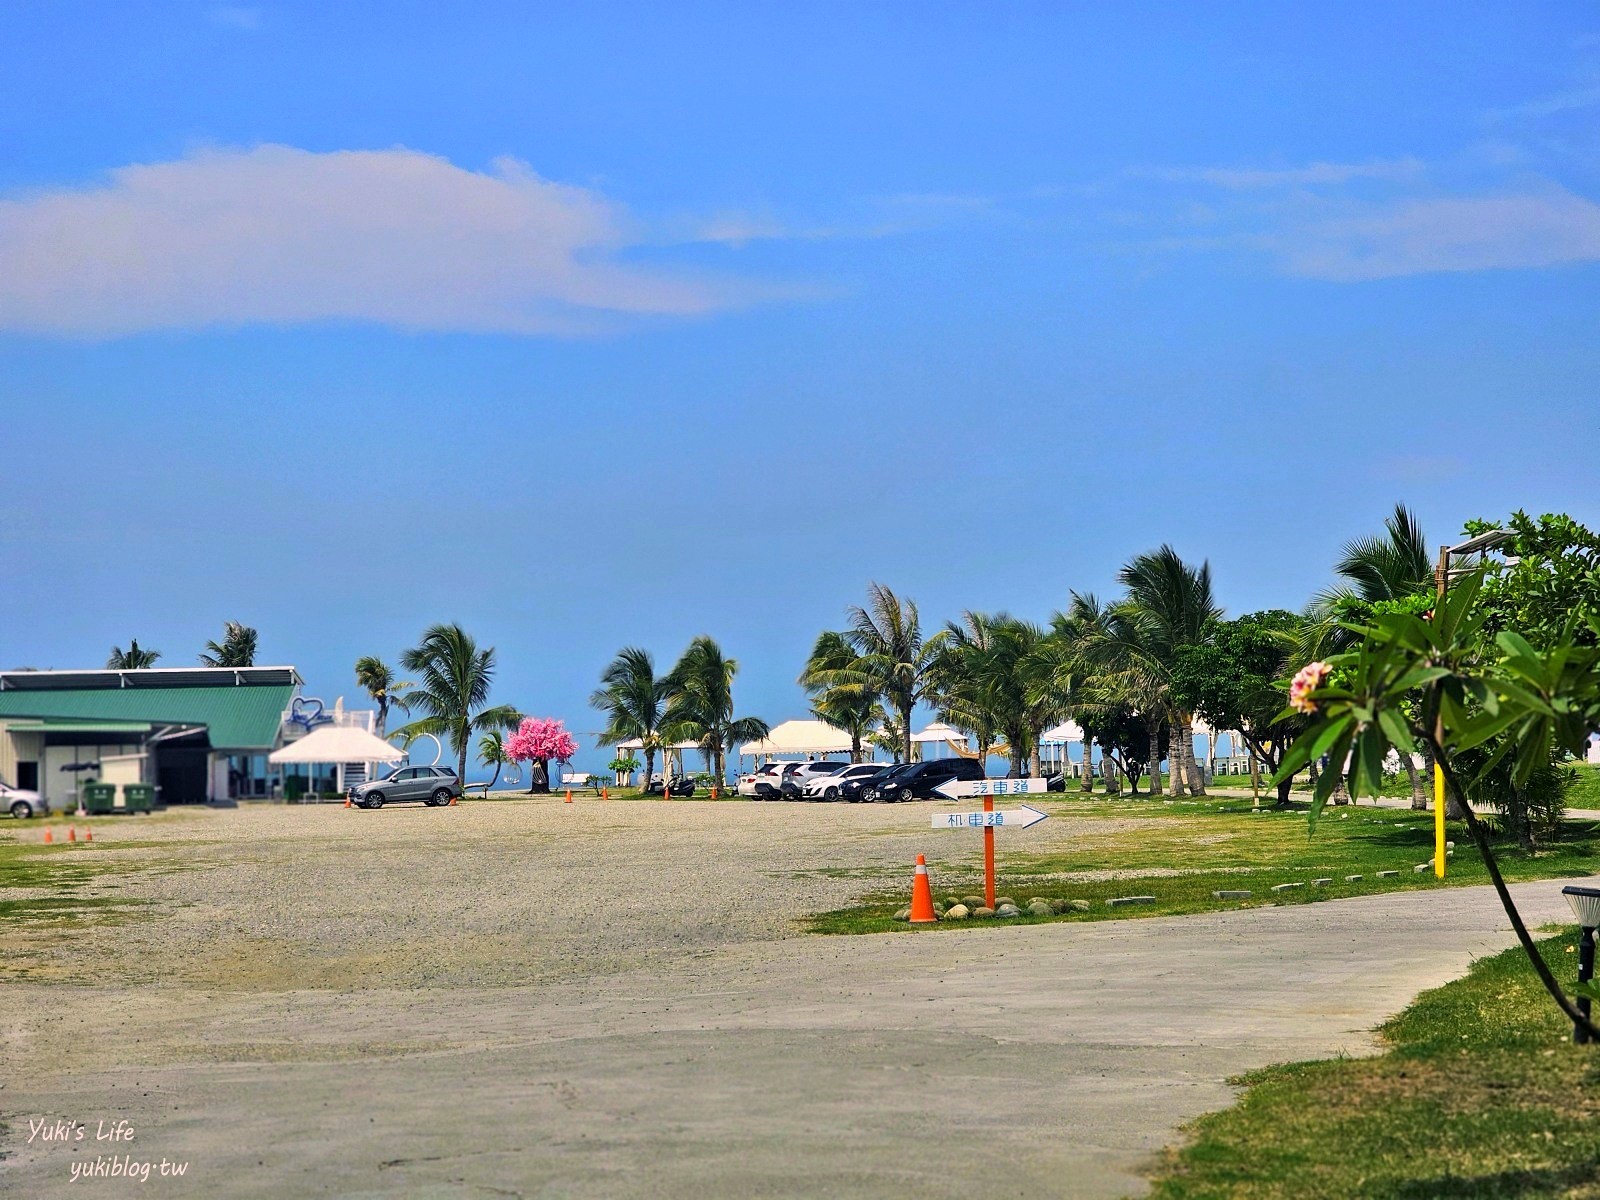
{"left": 199, "top": 621, "right": 258, "bottom": 667}
{"left": 478, "top": 730, "right": 509, "bottom": 791}
{"left": 662, "top": 636, "right": 769, "bottom": 786}
{"left": 1465, "top": 510, "right": 1600, "bottom": 650}
{"left": 107, "top": 639, "right": 160, "bottom": 669}
{"left": 843, "top": 583, "right": 946, "bottom": 765}
{"left": 354, "top": 656, "right": 414, "bottom": 740}
{"left": 1078, "top": 704, "right": 1167, "bottom": 795}
{"left": 393, "top": 623, "right": 521, "bottom": 786}
{"left": 591, "top": 647, "right": 669, "bottom": 792}
{"left": 1277, "top": 573, "right": 1600, "bottom": 1037}
{"left": 1047, "top": 592, "right": 1111, "bottom": 792}
{"left": 1171, "top": 610, "right": 1307, "bottom": 805}
{"left": 798, "top": 631, "right": 881, "bottom": 762}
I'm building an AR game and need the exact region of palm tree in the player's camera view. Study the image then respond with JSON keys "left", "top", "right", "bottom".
{"left": 199, "top": 621, "right": 258, "bottom": 667}
{"left": 930, "top": 611, "right": 1004, "bottom": 769}
{"left": 392, "top": 624, "right": 521, "bottom": 786}
{"left": 354, "top": 656, "right": 414, "bottom": 740}
{"left": 842, "top": 583, "right": 945, "bottom": 765}
{"left": 799, "top": 631, "right": 881, "bottom": 763}
{"left": 591, "top": 647, "right": 669, "bottom": 792}
{"left": 1305, "top": 504, "right": 1435, "bottom": 809}
{"left": 478, "top": 731, "right": 509, "bottom": 792}
{"left": 662, "top": 636, "right": 769, "bottom": 786}
{"left": 1049, "top": 591, "right": 1109, "bottom": 792}
{"left": 107, "top": 639, "right": 160, "bottom": 669}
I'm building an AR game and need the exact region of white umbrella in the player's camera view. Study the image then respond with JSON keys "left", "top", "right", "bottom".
{"left": 269, "top": 724, "right": 407, "bottom": 764}
{"left": 910, "top": 722, "right": 967, "bottom": 744}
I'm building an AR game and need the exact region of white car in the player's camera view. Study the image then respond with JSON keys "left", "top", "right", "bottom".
{"left": 737, "top": 762, "right": 787, "bottom": 798}
{"left": 2, "top": 781, "right": 49, "bottom": 819}
{"left": 802, "top": 763, "right": 882, "bottom": 801}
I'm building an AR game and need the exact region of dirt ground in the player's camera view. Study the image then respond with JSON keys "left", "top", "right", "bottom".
{"left": 1, "top": 797, "right": 1582, "bottom": 1198}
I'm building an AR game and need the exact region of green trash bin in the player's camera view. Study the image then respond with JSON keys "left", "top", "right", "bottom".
{"left": 82, "top": 781, "right": 117, "bottom": 816}
{"left": 123, "top": 783, "right": 154, "bottom": 814}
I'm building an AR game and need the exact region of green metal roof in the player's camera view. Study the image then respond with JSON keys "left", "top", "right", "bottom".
{"left": 0, "top": 685, "right": 293, "bottom": 750}
{"left": 3, "top": 719, "right": 156, "bottom": 735}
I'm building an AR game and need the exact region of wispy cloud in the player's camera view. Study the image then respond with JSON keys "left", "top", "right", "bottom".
{"left": 0, "top": 145, "right": 782, "bottom": 336}
{"left": 1274, "top": 188, "right": 1600, "bottom": 280}
{"left": 1137, "top": 159, "right": 1425, "bottom": 190}
{"left": 207, "top": 6, "right": 262, "bottom": 31}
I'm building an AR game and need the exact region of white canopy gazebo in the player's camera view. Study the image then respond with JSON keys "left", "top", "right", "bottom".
{"left": 616, "top": 737, "right": 705, "bottom": 775}
{"left": 1040, "top": 719, "right": 1090, "bottom": 778}
{"left": 269, "top": 723, "right": 406, "bottom": 797}
{"left": 739, "top": 720, "right": 856, "bottom": 761}
{"left": 909, "top": 722, "right": 971, "bottom": 759}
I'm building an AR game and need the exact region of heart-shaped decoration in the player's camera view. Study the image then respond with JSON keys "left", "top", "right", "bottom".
{"left": 290, "top": 696, "right": 330, "bottom": 729}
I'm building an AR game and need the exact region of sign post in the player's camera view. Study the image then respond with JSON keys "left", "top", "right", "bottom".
{"left": 930, "top": 778, "right": 1050, "bottom": 909}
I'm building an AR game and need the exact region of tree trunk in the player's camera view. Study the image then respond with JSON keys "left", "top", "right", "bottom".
{"left": 458, "top": 746, "right": 469, "bottom": 793}
{"left": 1080, "top": 739, "right": 1094, "bottom": 792}
{"left": 1103, "top": 754, "right": 1121, "bottom": 795}
{"left": 851, "top": 732, "right": 862, "bottom": 764}
{"left": 643, "top": 748, "right": 656, "bottom": 794}
{"left": 1179, "top": 713, "right": 1206, "bottom": 796}
{"left": 487, "top": 762, "right": 501, "bottom": 791}
{"left": 1146, "top": 715, "right": 1164, "bottom": 796}
{"left": 901, "top": 700, "right": 913, "bottom": 767}
{"left": 1403, "top": 752, "right": 1426, "bottom": 810}
{"left": 1028, "top": 727, "right": 1042, "bottom": 779}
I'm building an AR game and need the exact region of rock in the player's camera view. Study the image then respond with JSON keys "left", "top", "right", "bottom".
{"left": 961, "top": 896, "right": 985, "bottom": 908}
{"left": 995, "top": 903, "right": 1022, "bottom": 917}
{"left": 944, "top": 897, "right": 962, "bottom": 909}
{"left": 1270, "top": 882, "right": 1303, "bottom": 892}
{"left": 944, "top": 904, "right": 970, "bottom": 919}
{"left": 1311, "top": 878, "right": 1333, "bottom": 886}
{"left": 1027, "top": 901, "right": 1053, "bottom": 917}
{"left": 1027, "top": 897, "right": 1048, "bottom": 908}
{"left": 1048, "top": 899, "right": 1074, "bottom": 914}
{"left": 892, "top": 907, "right": 911, "bottom": 921}
{"left": 1415, "top": 863, "right": 1432, "bottom": 873}
{"left": 1345, "top": 874, "right": 1363, "bottom": 882}
{"left": 973, "top": 907, "right": 996, "bottom": 918}
{"left": 1377, "top": 870, "right": 1400, "bottom": 878}
{"left": 1107, "top": 895, "right": 1156, "bottom": 907}
{"left": 1213, "top": 889, "right": 1251, "bottom": 899}
{"left": 995, "top": 897, "right": 1017, "bottom": 909}
{"left": 1067, "top": 899, "right": 1091, "bottom": 912}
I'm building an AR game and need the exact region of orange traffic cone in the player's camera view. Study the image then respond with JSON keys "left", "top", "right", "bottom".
{"left": 565, "top": 789, "right": 573, "bottom": 804}
{"left": 602, "top": 786, "right": 610, "bottom": 801}
{"left": 344, "top": 793, "right": 352, "bottom": 809}
{"left": 84, "top": 828, "right": 92, "bottom": 843}
{"left": 68, "top": 826, "right": 77, "bottom": 842}
{"left": 43, "top": 827, "right": 53, "bottom": 844}
{"left": 909, "top": 854, "right": 938, "bottom": 924}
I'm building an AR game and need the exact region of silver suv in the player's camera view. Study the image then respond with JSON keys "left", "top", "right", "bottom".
{"left": 350, "top": 765, "right": 461, "bottom": 809}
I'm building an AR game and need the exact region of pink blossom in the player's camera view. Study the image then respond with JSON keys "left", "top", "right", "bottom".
{"left": 504, "top": 716, "right": 579, "bottom": 764}
{"left": 1288, "top": 661, "right": 1332, "bottom": 714}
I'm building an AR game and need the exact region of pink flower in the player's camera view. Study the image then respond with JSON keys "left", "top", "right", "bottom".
{"left": 1289, "top": 661, "right": 1332, "bottom": 714}
{"left": 504, "top": 716, "right": 579, "bottom": 764}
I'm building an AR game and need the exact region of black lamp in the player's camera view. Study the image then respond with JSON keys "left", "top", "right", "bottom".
{"left": 1562, "top": 885, "right": 1600, "bottom": 1045}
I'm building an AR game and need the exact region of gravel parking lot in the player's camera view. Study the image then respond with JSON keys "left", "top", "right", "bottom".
{"left": 3, "top": 796, "right": 1579, "bottom": 1199}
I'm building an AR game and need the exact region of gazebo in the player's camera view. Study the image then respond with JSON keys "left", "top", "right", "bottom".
{"left": 739, "top": 719, "right": 857, "bottom": 762}
{"left": 909, "top": 722, "right": 971, "bottom": 759}
{"left": 268, "top": 722, "right": 406, "bottom": 798}
{"left": 1039, "top": 720, "right": 1090, "bottom": 778}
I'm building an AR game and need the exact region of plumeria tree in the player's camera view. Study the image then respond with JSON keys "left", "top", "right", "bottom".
{"left": 1278, "top": 574, "right": 1600, "bottom": 1038}
{"left": 505, "top": 717, "right": 579, "bottom": 794}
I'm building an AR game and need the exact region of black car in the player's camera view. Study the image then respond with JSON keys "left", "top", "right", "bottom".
{"left": 867, "top": 756, "right": 986, "bottom": 802}
{"left": 836, "top": 765, "right": 890, "bottom": 802}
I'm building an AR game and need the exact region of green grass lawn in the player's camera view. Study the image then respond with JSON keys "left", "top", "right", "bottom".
{"left": 1149, "top": 930, "right": 1600, "bottom": 1199}
{"left": 808, "top": 794, "right": 1600, "bottom": 934}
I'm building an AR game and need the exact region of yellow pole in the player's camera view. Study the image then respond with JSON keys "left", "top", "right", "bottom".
{"left": 1434, "top": 763, "right": 1446, "bottom": 878}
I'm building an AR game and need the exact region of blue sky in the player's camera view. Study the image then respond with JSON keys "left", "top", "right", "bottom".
{"left": 2, "top": 3, "right": 1598, "bottom": 772}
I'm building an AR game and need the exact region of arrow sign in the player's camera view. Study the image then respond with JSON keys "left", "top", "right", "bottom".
{"left": 931, "top": 804, "right": 1049, "bottom": 830}
{"left": 934, "top": 776, "right": 1051, "bottom": 800}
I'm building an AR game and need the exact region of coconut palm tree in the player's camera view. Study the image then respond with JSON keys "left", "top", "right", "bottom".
{"left": 929, "top": 611, "right": 1004, "bottom": 769}
{"left": 842, "top": 583, "right": 945, "bottom": 766}
{"left": 1304, "top": 504, "right": 1435, "bottom": 809}
{"left": 354, "top": 656, "right": 414, "bottom": 740}
{"left": 107, "top": 639, "right": 160, "bottom": 669}
{"left": 392, "top": 624, "right": 521, "bottom": 786}
{"left": 199, "top": 621, "right": 258, "bottom": 667}
{"left": 798, "top": 631, "right": 880, "bottom": 762}
{"left": 1048, "top": 591, "right": 1110, "bottom": 792}
{"left": 478, "top": 731, "right": 509, "bottom": 791}
{"left": 662, "top": 636, "right": 769, "bottom": 786}
{"left": 591, "top": 647, "right": 670, "bottom": 792}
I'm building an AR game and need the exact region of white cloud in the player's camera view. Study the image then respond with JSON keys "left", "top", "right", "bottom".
{"left": 0, "top": 145, "right": 766, "bottom": 336}
{"left": 1275, "top": 188, "right": 1600, "bottom": 280}
{"left": 1139, "top": 159, "right": 1425, "bottom": 190}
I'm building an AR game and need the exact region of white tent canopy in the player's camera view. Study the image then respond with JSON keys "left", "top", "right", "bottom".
{"left": 1039, "top": 720, "right": 1085, "bottom": 744}
{"left": 268, "top": 724, "right": 406, "bottom": 764}
{"left": 616, "top": 737, "right": 703, "bottom": 752}
{"left": 910, "top": 722, "right": 968, "bottom": 745}
{"left": 739, "top": 720, "right": 855, "bottom": 758}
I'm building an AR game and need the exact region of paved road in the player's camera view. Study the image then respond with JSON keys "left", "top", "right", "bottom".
{"left": 4, "top": 876, "right": 1586, "bottom": 1199}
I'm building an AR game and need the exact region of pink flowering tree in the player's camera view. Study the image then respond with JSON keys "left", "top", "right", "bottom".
{"left": 504, "top": 717, "right": 579, "bottom": 794}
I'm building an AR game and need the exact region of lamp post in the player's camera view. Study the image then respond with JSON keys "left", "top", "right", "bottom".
{"left": 1562, "top": 885, "right": 1600, "bottom": 1044}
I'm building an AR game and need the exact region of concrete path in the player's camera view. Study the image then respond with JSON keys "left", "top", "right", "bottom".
{"left": 3, "top": 876, "right": 1588, "bottom": 1199}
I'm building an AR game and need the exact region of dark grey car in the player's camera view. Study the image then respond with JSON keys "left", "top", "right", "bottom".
{"left": 350, "top": 765, "right": 461, "bottom": 809}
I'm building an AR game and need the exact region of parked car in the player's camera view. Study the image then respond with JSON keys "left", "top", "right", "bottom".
{"left": 803, "top": 763, "right": 886, "bottom": 801}
{"left": 835, "top": 764, "right": 891, "bottom": 802}
{"left": 737, "top": 762, "right": 786, "bottom": 798}
{"left": 644, "top": 774, "right": 698, "bottom": 797}
{"left": 866, "top": 757, "right": 986, "bottom": 802}
{"left": 2, "top": 781, "right": 48, "bottom": 819}
{"left": 349, "top": 765, "right": 462, "bottom": 809}
{"left": 779, "top": 761, "right": 853, "bottom": 800}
